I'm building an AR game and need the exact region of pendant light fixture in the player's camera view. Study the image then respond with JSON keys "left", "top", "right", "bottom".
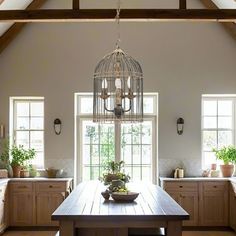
{"left": 93, "top": 0, "right": 144, "bottom": 123}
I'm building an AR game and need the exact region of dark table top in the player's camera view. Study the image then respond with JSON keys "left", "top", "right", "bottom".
{"left": 52, "top": 181, "right": 189, "bottom": 221}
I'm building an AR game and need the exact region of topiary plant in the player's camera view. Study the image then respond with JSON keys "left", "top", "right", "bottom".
{"left": 213, "top": 146, "right": 236, "bottom": 165}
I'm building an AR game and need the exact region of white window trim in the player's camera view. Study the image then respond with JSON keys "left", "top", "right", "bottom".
{"left": 201, "top": 95, "right": 236, "bottom": 168}
{"left": 74, "top": 93, "right": 158, "bottom": 185}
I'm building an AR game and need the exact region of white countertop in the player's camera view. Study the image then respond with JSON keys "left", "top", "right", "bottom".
{"left": 0, "top": 177, "right": 73, "bottom": 185}
{"left": 160, "top": 177, "right": 236, "bottom": 182}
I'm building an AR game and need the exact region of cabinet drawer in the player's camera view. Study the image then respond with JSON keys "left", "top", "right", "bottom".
{"left": 203, "top": 182, "right": 228, "bottom": 192}
{"left": 10, "top": 182, "right": 33, "bottom": 192}
{"left": 36, "top": 182, "right": 66, "bottom": 192}
{"left": 164, "top": 182, "right": 198, "bottom": 192}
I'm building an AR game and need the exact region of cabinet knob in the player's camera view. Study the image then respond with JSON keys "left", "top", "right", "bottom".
{"left": 213, "top": 186, "right": 217, "bottom": 188}
{"left": 179, "top": 186, "right": 183, "bottom": 188}
{"left": 49, "top": 185, "right": 53, "bottom": 188}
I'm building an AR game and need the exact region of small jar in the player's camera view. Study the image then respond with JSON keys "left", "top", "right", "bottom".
{"left": 178, "top": 169, "right": 184, "bottom": 178}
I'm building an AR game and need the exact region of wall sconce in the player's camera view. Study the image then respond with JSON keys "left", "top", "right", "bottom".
{"left": 0, "top": 124, "right": 5, "bottom": 139}
{"left": 177, "top": 118, "right": 184, "bottom": 135}
{"left": 54, "top": 119, "right": 62, "bottom": 135}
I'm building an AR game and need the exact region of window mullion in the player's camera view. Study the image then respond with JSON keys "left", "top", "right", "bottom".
{"left": 115, "top": 122, "right": 121, "bottom": 162}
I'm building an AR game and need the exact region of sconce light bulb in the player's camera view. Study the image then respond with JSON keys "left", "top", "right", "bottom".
{"left": 127, "top": 76, "right": 131, "bottom": 89}
{"left": 102, "top": 79, "right": 108, "bottom": 89}
{"left": 115, "top": 78, "right": 122, "bottom": 89}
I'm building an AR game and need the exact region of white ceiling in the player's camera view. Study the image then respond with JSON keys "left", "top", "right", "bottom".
{"left": 0, "top": 0, "right": 235, "bottom": 37}
{"left": 0, "top": 0, "right": 33, "bottom": 36}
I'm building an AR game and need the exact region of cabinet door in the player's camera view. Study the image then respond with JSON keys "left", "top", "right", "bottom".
{"left": 36, "top": 192, "right": 65, "bottom": 226}
{"left": 199, "top": 182, "right": 228, "bottom": 226}
{"left": 166, "top": 190, "right": 198, "bottom": 226}
{"left": 230, "top": 183, "right": 236, "bottom": 231}
{"left": 0, "top": 185, "right": 8, "bottom": 233}
{"left": 179, "top": 192, "right": 198, "bottom": 226}
{"left": 10, "top": 192, "right": 34, "bottom": 226}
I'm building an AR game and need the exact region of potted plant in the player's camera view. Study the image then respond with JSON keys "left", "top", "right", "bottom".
{"left": 213, "top": 146, "right": 236, "bottom": 177}
{"left": 101, "top": 161, "right": 130, "bottom": 192}
{"left": 10, "top": 145, "right": 36, "bottom": 178}
{"left": 20, "top": 165, "right": 30, "bottom": 178}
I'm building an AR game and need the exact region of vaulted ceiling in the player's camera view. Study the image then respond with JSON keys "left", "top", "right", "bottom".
{"left": 0, "top": 0, "right": 236, "bottom": 53}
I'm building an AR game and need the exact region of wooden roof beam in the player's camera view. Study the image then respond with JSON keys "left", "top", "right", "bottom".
{"left": 0, "top": 9, "right": 236, "bottom": 22}
{"left": 73, "top": 0, "right": 80, "bottom": 10}
{"left": 200, "top": 0, "right": 236, "bottom": 41}
{"left": 0, "top": 0, "right": 47, "bottom": 54}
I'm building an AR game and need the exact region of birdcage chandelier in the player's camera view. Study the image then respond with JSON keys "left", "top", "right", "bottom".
{"left": 93, "top": 0, "right": 144, "bottom": 123}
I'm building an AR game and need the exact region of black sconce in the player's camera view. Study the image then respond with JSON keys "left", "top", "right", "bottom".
{"left": 177, "top": 118, "right": 184, "bottom": 135}
{"left": 54, "top": 119, "right": 62, "bottom": 135}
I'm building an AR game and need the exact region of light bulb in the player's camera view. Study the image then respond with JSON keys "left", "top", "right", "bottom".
{"left": 127, "top": 76, "right": 131, "bottom": 89}
{"left": 115, "top": 78, "right": 122, "bottom": 89}
{"left": 102, "top": 79, "right": 108, "bottom": 89}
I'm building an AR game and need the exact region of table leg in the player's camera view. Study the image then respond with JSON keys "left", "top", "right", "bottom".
{"left": 60, "top": 221, "right": 75, "bottom": 236}
{"left": 166, "top": 221, "right": 182, "bottom": 236}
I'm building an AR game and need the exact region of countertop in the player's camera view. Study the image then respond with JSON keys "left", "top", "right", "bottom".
{"left": 160, "top": 177, "right": 236, "bottom": 183}
{"left": 0, "top": 177, "right": 73, "bottom": 185}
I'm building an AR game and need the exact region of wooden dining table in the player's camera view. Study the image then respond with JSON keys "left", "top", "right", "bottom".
{"left": 52, "top": 181, "right": 189, "bottom": 236}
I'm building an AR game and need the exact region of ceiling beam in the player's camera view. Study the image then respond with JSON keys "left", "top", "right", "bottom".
{"left": 0, "top": 0, "right": 47, "bottom": 54}
{"left": 0, "top": 9, "right": 236, "bottom": 22}
{"left": 200, "top": 0, "right": 236, "bottom": 41}
{"left": 73, "top": 0, "right": 80, "bottom": 10}
{"left": 179, "top": 0, "right": 187, "bottom": 10}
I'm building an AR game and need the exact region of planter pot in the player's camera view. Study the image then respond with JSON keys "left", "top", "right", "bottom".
{"left": 20, "top": 170, "right": 30, "bottom": 178}
{"left": 12, "top": 165, "right": 22, "bottom": 178}
{"left": 220, "top": 164, "right": 235, "bottom": 177}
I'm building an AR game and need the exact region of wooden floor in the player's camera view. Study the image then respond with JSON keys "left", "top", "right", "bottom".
{"left": 2, "top": 231, "right": 236, "bottom": 236}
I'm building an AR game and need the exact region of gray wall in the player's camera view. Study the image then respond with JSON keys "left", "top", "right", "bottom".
{"left": 0, "top": 0, "right": 236, "bottom": 179}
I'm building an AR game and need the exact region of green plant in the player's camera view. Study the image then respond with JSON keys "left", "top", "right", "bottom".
{"left": 10, "top": 145, "right": 36, "bottom": 167}
{"left": 0, "top": 138, "right": 10, "bottom": 167}
{"left": 101, "top": 161, "right": 130, "bottom": 186}
{"left": 213, "top": 146, "right": 236, "bottom": 165}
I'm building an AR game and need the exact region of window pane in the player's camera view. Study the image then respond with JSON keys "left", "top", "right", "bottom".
{"left": 16, "top": 131, "right": 29, "bottom": 149}
{"left": 143, "top": 97, "right": 154, "bottom": 114}
{"left": 82, "top": 120, "right": 115, "bottom": 180}
{"left": 142, "top": 166, "right": 151, "bottom": 181}
{"left": 142, "top": 121, "right": 152, "bottom": 144}
{"left": 31, "top": 152, "right": 44, "bottom": 169}
{"left": 121, "top": 145, "right": 132, "bottom": 164}
{"left": 203, "top": 117, "right": 217, "bottom": 129}
{"left": 16, "top": 117, "right": 29, "bottom": 130}
{"left": 203, "top": 101, "right": 217, "bottom": 116}
{"left": 31, "top": 102, "right": 44, "bottom": 117}
{"left": 218, "top": 131, "right": 232, "bottom": 148}
{"left": 133, "top": 145, "right": 141, "bottom": 165}
{"left": 218, "top": 117, "right": 232, "bottom": 129}
{"left": 30, "top": 131, "right": 44, "bottom": 152}
{"left": 16, "top": 102, "right": 29, "bottom": 116}
{"left": 142, "top": 145, "right": 152, "bottom": 165}
{"left": 203, "top": 131, "right": 217, "bottom": 151}
{"left": 30, "top": 117, "right": 44, "bottom": 130}
{"left": 218, "top": 100, "right": 232, "bottom": 116}
{"left": 204, "top": 152, "right": 217, "bottom": 168}
{"left": 83, "top": 167, "right": 91, "bottom": 181}
{"left": 80, "top": 97, "right": 93, "bottom": 114}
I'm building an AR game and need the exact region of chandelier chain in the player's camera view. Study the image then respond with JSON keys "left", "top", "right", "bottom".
{"left": 116, "top": 0, "right": 121, "bottom": 48}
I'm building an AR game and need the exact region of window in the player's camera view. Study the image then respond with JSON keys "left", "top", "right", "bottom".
{"left": 76, "top": 94, "right": 158, "bottom": 183}
{"left": 202, "top": 96, "right": 235, "bottom": 168}
{"left": 11, "top": 98, "right": 44, "bottom": 169}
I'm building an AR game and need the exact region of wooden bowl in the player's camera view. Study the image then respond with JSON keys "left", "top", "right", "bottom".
{"left": 111, "top": 192, "right": 139, "bottom": 202}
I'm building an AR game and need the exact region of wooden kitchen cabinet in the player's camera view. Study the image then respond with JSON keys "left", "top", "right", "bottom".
{"left": 199, "top": 181, "right": 229, "bottom": 226}
{"left": 230, "top": 182, "right": 236, "bottom": 231}
{"left": 9, "top": 179, "right": 72, "bottom": 227}
{"left": 36, "top": 182, "right": 68, "bottom": 226}
{"left": 164, "top": 182, "right": 198, "bottom": 226}
{"left": 0, "top": 183, "right": 8, "bottom": 233}
{"left": 10, "top": 182, "right": 34, "bottom": 226}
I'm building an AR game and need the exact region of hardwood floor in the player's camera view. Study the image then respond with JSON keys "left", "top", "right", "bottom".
{"left": 2, "top": 231, "right": 236, "bottom": 236}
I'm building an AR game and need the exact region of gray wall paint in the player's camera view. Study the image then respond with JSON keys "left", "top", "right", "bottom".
{"left": 0, "top": 0, "right": 236, "bottom": 179}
